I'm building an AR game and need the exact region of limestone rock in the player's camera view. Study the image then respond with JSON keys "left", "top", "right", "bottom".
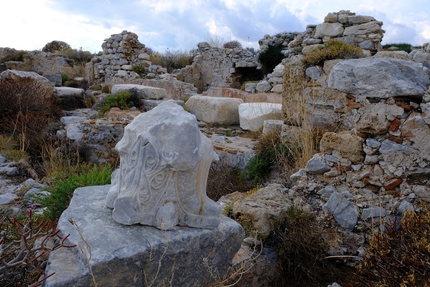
{"left": 256, "top": 81, "right": 272, "bottom": 92}
{"left": 0, "top": 69, "right": 54, "bottom": 92}
{"left": 106, "top": 101, "right": 222, "bottom": 230}
{"left": 400, "top": 112, "right": 430, "bottom": 161}
{"left": 328, "top": 58, "right": 430, "bottom": 98}
{"left": 320, "top": 132, "right": 364, "bottom": 164}
{"left": 111, "top": 84, "right": 167, "bottom": 100}
{"left": 43, "top": 185, "right": 243, "bottom": 287}
{"left": 355, "top": 103, "right": 404, "bottom": 135}
{"left": 343, "top": 21, "right": 383, "bottom": 35}
{"left": 305, "top": 153, "right": 331, "bottom": 174}
{"left": 314, "top": 23, "right": 344, "bottom": 38}
{"left": 185, "top": 95, "right": 243, "bottom": 125}
{"left": 239, "top": 103, "right": 282, "bottom": 131}
{"left": 322, "top": 191, "right": 358, "bottom": 230}
{"left": 232, "top": 184, "right": 291, "bottom": 239}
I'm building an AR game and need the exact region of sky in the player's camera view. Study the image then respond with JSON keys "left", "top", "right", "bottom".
{"left": 2, "top": 0, "right": 430, "bottom": 54}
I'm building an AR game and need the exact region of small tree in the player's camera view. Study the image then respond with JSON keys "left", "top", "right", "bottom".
{"left": 223, "top": 40, "right": 242, "bottom": 49}
{"left": 42, "top": 40, "right": 71, "bottom": 53}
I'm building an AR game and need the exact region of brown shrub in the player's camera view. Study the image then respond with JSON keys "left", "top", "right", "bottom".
{"left": 0, "top": 78, "right": 61, "bottom": 156}
{"left": 223, "top": 40, "right": 243, "bottom": 49}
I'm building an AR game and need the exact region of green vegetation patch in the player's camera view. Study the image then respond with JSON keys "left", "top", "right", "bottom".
{"left": 302, "top": 39, "right": 365, "bottom": 66}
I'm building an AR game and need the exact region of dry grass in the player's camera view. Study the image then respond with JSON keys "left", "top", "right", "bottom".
{"left": 282, "top": 59, "right": 316, "bottom": 169}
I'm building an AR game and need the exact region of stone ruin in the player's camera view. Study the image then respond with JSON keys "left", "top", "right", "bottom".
{"left": 43, "top": 101, "right": 243, "bottom": 287}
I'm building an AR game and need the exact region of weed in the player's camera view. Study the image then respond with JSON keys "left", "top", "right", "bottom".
{"left": 101, "top": 85, "right": 110, "bottom": 93}
{"left": 38, "top": 164, "right": 113, "bottom": 220}
{"left": 258, "top": 44, "right": 284, "bottom": 74}
{"left": 240, "top": 132, "right": 295, "bottom": 183}
{"left": 353, "top": 209, "right": 430, "bottom": 286}
{"left": 132, "top": 65, "right": 146, "bottom": 75}
{"left": 267, "top": 206, "right": 353, "bottom": 287}
{"left": 0, "top": 78, "right": 62, "bottom": 158}
{"left": 302, "top": 39, "right": 365, "bottom": 66}
{"left": 97, "top": 91, "right": 134, "bottom": 115}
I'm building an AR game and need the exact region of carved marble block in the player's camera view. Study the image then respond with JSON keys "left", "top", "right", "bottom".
{"left": 106, "top": 101, "right": 221, "bottom": 230}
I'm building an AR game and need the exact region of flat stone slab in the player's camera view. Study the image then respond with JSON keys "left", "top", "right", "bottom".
{"left": 43, "top": 185, "right": 244, "bottom": 287}
{"left": 239, "top": 103, "right": 282, "bottom": 131}
{"left": 55, "top": 87, "right": 85, "bottom": 98}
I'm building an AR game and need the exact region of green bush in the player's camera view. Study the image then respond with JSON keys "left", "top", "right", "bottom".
{"left": 39, "top": 164, "right": 113, "bottom": 219}
{"left": 302, "top": 39, "right": 365, "bottom": 66}
{"left": 258, "top": 44, "right": 284, "bottom": 74}
{"left": 98, "top": 91, "right": 135, "bottom": 115}
{"left": 42, "top": 40, "right": 71, "bottom": 53}
{"left": 382, "top": 42, "right": 412, "bottom": 53}
{"left": 240, "top": 132, "right": 295, "bottom": 183}
{"left": 132, "top": 65, "right": 146, "bottom": 75}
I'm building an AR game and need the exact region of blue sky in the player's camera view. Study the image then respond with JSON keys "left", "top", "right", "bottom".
{"left": 2, "top": 0, "right": 430, "bottom": 53}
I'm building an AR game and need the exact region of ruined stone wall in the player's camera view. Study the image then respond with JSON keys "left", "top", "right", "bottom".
{"left": 177, "top": 42, "right": 260, "bottom": 92}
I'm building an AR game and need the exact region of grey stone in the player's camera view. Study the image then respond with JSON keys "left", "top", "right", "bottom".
{"left": 343, "top": 21, "right": 382, "bottom": 35}
{"left": 306, "top": 66, "right": 321, "bottom": 80}
{"left": 290, "top": 168, "right": 306, "bottom": 183}
{"left": 317, "top": 185, "right": 337, "bottom": 198}
{"left": 322, "top": 191, "right": 358, "bottom": 230}
{"left": 365, "top": 138, "right": 381, "bottom": 149}
{"left": 244, "top": 83, "right": 257, "bottom": 93}
{"left": 256, "top": 81, "right": 272, "bottom": 92}
{"left": 362, "top": 206, "right": 386, "bottom": 219}
{"left": 359, "top": 40, "right": 375, "bottom": 50}
{"left": 271, "top": 84, "right": 283, "bottom": 93}
{"left": 0, "top": 155, "right": 5, "bottom": 164}
{"left": 314, "top": 23, "right": 344, "bottom": 38}
{"left": 61, "top": 116, "right": 87, "bottom": 125}
{"left": 0, "top": 165, "right": 18, "bottom": 176}
{"left": 0, "top": 69, "right": 55, "bottom": 91}
{"left": 43, "top": 185, "right": 244, "bottom": 287}
{"left": 412, "top": 185, "right": 430, "bottom": 202}
{"left": 379, "top": 140, "right": 419, "bottom": 155}
{"left": 262, "top": 120, "right": 283, "bottom": 135}
{"left": 239, "top": 103, "right": 282, "bottom": 132}
{"left": 142, "top": 99, "right": 184, "bottom": 112}
{"left": 44, "top": 74, "right": 62, "bottom": 87}
{"left": 398, "top": 200, "right": 414, "bottom": 214}
{"left": 111, "top": 84, "right": 167, "bottom": 100}
{"left": 55, "top": 87, "right": 85, "bottom": 98}
{"left": 328, "top": 58, "right": 430, "bottom": 98}
{"left": 305, "top": 153, "right": 331, "bottom": 174}
{"left": 0, "top": 193, "right": 18, "bottom": 205}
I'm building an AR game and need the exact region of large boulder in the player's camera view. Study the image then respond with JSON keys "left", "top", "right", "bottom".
{"left": 239, "top": 103, "right": 282, "bottom": 131}
{"left": 54, "top": 87, "right": 86, "bottom": 110}
{"left": 328, "top": 58, "right": 430, "bottom": 98}
{"left": 43, "top": 185, "right": 244, "bottom": 287}
{"left": 185, "top": 95, "right": 243, "bottom": 126}
{"left": 0, "top": 69, "right": 54, "bottom": 92}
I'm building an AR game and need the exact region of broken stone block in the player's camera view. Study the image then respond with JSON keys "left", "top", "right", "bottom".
{"left": 239, "top": 103, "right": 282, "bottom": 131}
{"left": 319, "top": 132, "right": 364, "bottom": 164}
{"left": 111, "top": 84, "right": 167, "bottom": 100}
{"left": 106, "top": 101, "right": 222, "bottom": 230}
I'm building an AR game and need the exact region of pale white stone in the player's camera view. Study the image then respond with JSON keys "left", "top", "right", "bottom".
{"left": 239, "top": 103, "right": 282, "bottom": 131}
{"left": 106, "top": 101, "right": 222, "bottom": 230}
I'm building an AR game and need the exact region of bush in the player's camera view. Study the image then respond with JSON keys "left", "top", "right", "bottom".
{"left": 240, "top": 132, "right": 295, "bottom": 183}
{"left": 57, "top": 47, "right": 93, "bottom": 64}
{"left": 258, "top": 44, "right": 284, "bottom": 74}
{"left": 0, "top": 78, "right": 61, "bottom": 156}
{"left": 223, "top": 40, "right": 242, "bottom": 49}
{"left": 269, "top": 206, "right": 353, "bottom": 287}
{"left": 39, "top": 164, "right": 113, "bottom": 220}
{"left": 0, "top": 50, "right": 28, "bottom": 62}
{"left": 382, "top": 42, "right": 412, "bottom": 53}
{"left": 0, "top": 211, "right": 75, "bottom": 286}
{"left": 302, "top": 39, "right": 365, "bottom": 66}
{"left": 149, "top": 50, "right": 194, "bottom": 73}
{"left": 42, "top": 40, "right": 71, "bottom": 53}
{"left": 132, "top": 65, "right": 146, "bottom": 75}
{"left": 98, "top": 91, "right": 135, "bottom": 115}
{"left": 353, "top": 209, "right": 430, "bottom": 286}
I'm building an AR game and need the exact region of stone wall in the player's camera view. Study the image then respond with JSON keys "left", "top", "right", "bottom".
{"left": 177, "top": 42, "right": 260, "bottom": 92}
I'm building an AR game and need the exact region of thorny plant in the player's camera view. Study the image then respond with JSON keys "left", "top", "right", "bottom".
{"left": 0, "top": 210, "right": 75, "bottom": 287}
{"left": 353, "top": 209, "right": 430, "bottom": 287}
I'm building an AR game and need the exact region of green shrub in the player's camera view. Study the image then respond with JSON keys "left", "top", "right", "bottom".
{"left": 132, "top": 65, "right": 146, "bottom": 75}
{"left": 240, "top": 132, "right": 295, "bottom": 183}
{"left": 258, "top": 44, "right": 284, "bottom": 74}
{"left": 223, "top": 40, "right": 242, "bottom": 49}
{"left": 42, "top": 40, "right": 71, "bottom": 53}
{"left": 382, "top": 42, "right": 412, "bottom": 53}
{"left": 98, "top": 91, "right": 136, "bottom": 115}
{"left": 302, "top": 39, "right": 365, "bottom": 66}
{"left": 353, "top": 209, "right": 430, "bottom": 286}
{"left": 39, "top": 164, "right": 113, "bottom": 219}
